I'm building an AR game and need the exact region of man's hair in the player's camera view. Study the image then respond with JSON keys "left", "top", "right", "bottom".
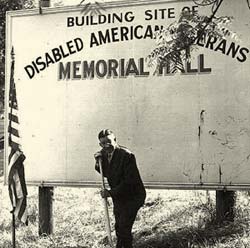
{"left": 98, "top": 129, "right": 116, "bottom": 140}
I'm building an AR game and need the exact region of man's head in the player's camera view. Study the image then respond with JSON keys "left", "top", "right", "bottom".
{"left": 98, "top": 129, "right": 117, "bottom": 154}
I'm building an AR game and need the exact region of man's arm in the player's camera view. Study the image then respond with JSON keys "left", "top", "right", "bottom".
{"left": 94, "top": 151, "right": 111, "bottom": 198}
{"left": 94, "top": 151, "right": 102, "bottom": 173}
{"left": 109, "top": 153, "right": 142, "bottom": 197}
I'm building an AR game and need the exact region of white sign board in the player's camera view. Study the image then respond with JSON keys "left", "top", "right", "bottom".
{"left": 4, "top": 0, "right": 250, "bottom": 189}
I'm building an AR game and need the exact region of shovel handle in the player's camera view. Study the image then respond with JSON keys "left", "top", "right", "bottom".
{"left": 98, "top": 158, "right": 113, "bottom": 247}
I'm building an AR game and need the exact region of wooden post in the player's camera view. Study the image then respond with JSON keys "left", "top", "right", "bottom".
{"left": 216, "top": 190, "right": 236, "bottom": 223}
{"left": 39, "top": 187, "right": 54, "bottom": 236}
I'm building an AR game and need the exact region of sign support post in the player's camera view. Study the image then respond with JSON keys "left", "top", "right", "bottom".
{"left": 216, "top": 190, "right": 236, "bottom": 223}
{"left": 38, "top": 186, "right": 54, "bottom": 236}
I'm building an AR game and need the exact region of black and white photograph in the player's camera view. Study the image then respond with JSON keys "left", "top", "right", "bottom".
{"left": 1, "top": 0, "right": 250, "bottom": 247}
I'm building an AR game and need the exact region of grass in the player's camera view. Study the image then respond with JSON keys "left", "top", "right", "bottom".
{"left": 1, "top": 182, "right": 250, "bottom": 248}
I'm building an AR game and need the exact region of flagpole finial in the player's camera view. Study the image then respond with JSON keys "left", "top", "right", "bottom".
{"left": 11, "top": 47, "right": 15, "bottom": 60}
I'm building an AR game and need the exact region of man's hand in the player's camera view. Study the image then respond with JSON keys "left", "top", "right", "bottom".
{"left": 100, "top": 189, "right": 111, "bottom": 198}
{"left": 94, "top": 151, "right": 102, "bottom": 171}
{"left": 94, "top": 151, "right": 102, "bottom": 161}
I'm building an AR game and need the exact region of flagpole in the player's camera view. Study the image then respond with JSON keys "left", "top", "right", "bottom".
{"left": 11, "top": 208, "right": 16, "bottom": 248}
{"left": 10, "top": 48, "right": 16, "bottom": 248}
{"left": 99, "top": 158, "right": 113, "bottom": 247}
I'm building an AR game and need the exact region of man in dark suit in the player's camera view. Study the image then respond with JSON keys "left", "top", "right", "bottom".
{"left": 94, "top": 129, "right": 146, "bottom": 248}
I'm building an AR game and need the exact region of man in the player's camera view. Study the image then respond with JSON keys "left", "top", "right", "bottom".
{"left": 94, "top": 129, "right": 146, "bottom": 248}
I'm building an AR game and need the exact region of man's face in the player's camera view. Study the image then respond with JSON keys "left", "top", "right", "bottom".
{"left": 99, "top": 134, "right": 117, "bottom": 154}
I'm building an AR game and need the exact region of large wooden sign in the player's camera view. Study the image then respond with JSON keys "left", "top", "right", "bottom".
{"left": 4, "top": 0, "right": 250, "bottom": 189}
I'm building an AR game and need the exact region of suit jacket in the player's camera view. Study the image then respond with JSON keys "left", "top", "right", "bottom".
{"left": 96, "top": 145, "right": 146, "bottom": 203}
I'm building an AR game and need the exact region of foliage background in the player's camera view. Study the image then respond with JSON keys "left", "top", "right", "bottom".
{"left": 0, "top": 0, "right": 36, "bottom": 109}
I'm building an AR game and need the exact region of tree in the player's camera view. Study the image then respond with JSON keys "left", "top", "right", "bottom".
{"left": 0, "top": 0, "right": 35, "bottom": 106}
{"left": 147, "top": 0, "right": 236, "bottom": 73}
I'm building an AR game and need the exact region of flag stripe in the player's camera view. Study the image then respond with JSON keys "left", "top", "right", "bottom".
{"left": 8, "top": 126, "right": 19, "bottom": 138}
{"left": 8, "top": 146, "right": 18, "bottom": 164}
{"left": 9, "top": 120, "right": 20, "bottom": 130}
{"left": 9, "top": 108, "right": 19, "bottom": 118}
{"left": 8, "top": 113, "right": 19, "bottom": 123}
{"left": 9, "top": 184, "right": 15, "bottom": 206}
{"left": 9, "top": 137, "right": 20, "bottom": 148}
{"left": 9, "top": 102, "right": 18, "bottom": 110}
{"left": 17, "top": 198, "right": 27, "bottom": 220}
{"left": 9, "top": 151, "right": 25, "bottom": 173}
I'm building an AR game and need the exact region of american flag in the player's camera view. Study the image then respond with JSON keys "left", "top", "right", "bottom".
{"left": 8, "top": 47, "right": 28, "bottom": 224}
